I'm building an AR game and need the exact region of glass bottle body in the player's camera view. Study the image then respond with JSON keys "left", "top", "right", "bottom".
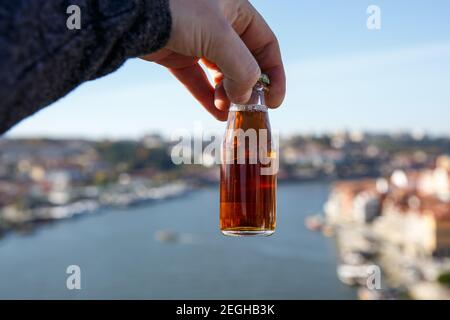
{"left": 220, "top": 87, "right": 277, "bottom": 236}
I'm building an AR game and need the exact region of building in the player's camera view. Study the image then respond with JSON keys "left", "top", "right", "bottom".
{"left": 373, "top": 192, "right": 449, "bottom": 258}
{"left": 325, "top": 179, "right": 381, "bottom": 224}
{"left": 325, "top": 155, "right": 450, "bottom": 258}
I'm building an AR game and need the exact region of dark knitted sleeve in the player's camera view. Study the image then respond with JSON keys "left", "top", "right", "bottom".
{"left": 0, "top": 0, "right": 172, "bottom": 134}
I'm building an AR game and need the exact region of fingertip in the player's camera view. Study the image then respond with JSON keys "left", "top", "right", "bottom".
{"left": 169, "top": 63, "right": 229, "bottom": 122}
{"left": 265, "top": 66, "right": 286, "bottom": 108}
{"left": 214, "top": 82, "right": 231, "bottom": 111}
{"left": 223, "top": 68, "right": 259, "bottom": 104}
{"left": 266, "top": 89, "right": 285, "bottom": 109}
{"left": 214, "top": 110, "right": 229, "bottom": 122}
{"left": 226, "top": 88, "right": 253, "bottom": 105}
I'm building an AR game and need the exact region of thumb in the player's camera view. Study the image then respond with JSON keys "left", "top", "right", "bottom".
{"left": 205, "top": 27, "right": 261, "bottom": 104}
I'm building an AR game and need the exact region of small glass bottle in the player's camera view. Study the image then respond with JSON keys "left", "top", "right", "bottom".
{"left": 220, "top": 74, "right": 277, "bottom": 236}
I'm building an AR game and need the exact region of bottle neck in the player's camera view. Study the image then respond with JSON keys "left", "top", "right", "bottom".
{"left": 229, "top": 86, "right": 267, "bottom": 112}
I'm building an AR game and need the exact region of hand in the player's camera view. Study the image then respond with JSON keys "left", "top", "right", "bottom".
{"left": 141, "top": 0, "right": 285, "bottom": 121}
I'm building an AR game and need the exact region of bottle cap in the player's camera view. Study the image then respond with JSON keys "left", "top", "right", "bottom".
{"left": 255, "top": 73, "right": 270, "bottom": 92}
{"left": 259, "top": 73, "right": 270, "bottom": 86}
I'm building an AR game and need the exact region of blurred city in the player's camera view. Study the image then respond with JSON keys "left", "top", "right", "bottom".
{"left": 1, "top": 131, "right": 450, "bottom": 299}
{"left": 3, "top": 131, "right": 450, "bottom": 232}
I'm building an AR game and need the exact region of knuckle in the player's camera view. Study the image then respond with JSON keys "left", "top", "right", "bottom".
{"left": 204, "top": 20, "right": 233, "bottom": 57}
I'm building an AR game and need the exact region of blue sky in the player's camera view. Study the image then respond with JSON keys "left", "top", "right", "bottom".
{"left": 7, "top": 0, "right": 450, "bottom": 139}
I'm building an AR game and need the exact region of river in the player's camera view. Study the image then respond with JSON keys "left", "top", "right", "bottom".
{"left": 0, "top": 182, "right": 356, "bottom": 299}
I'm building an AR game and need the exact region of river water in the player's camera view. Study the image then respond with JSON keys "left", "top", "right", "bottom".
{"left": 0, "top": 182, "right": 356, "bottom": 299}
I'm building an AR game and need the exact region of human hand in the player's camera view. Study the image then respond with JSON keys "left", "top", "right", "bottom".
{"left": 141, "top": 0, "right": 285, "bottom": 121}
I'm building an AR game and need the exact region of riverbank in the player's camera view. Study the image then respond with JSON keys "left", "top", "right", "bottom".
{"left": 305, "top": 173, "right": 450, "bottom": 300}
{"left": 0, "top": 181, "right": 191, "bottom": 239}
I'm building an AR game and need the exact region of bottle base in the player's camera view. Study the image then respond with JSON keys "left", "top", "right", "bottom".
{"left": 221, "top": 229, "right": 275, "bottom": 237}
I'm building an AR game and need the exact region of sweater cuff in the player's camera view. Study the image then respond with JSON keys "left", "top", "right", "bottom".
{"left": 125, "top": 0, "right": 172, "bottom": 57}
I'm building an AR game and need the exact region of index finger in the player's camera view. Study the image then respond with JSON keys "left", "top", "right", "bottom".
{"left": 234, "top": 2, "right": 286, "bottom": 108}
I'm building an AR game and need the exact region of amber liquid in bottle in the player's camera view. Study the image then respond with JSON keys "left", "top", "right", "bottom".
{"left": 220, "top": 79, "right": 277, "bottom": 236}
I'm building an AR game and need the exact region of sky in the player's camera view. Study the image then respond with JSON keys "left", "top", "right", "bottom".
{"left": 7, "top": 0, "right": 450, "bottom": 139}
